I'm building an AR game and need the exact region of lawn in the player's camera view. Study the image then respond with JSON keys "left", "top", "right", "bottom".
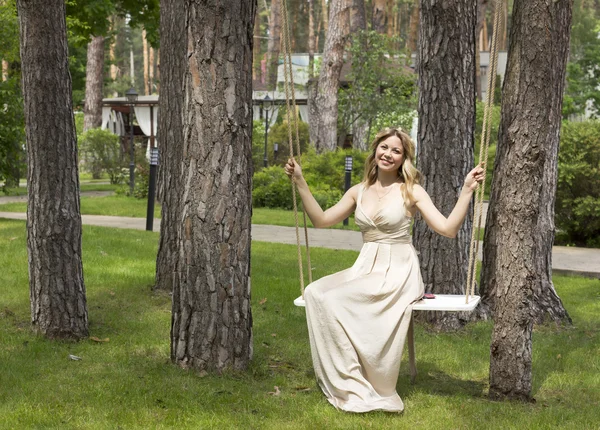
{"left": 1, "top": 183, "right": 119, "bottom": 196}
{"left": 0, "top": 196, "right": 359, "bottom": 231}
{"left": 0, "top": 219, "right": 598, "bottom": 429}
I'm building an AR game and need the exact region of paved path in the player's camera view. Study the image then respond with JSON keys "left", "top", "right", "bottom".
{"left": 1, "top": 211, "right": 598, "bottom": 278}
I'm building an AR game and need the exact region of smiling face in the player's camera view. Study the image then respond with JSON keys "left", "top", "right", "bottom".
{"left": 375, "top": 135, "right": 405, "bottom": 173}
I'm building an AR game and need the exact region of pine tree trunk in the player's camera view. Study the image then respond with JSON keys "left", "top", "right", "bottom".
{"left": 253, "top": 6, "right": 262, "bottom": 81}
{"left": 481, "top": 0, "right": 573, "bottom": 401}
{"left": 321, "top": 0, "right": 328, "bottom": 33}
{"left": 267, "top": 0, "right": 281, "bottom": 91}
{"left": 406, "top": 1, "right": 419, "bottom": 54}
{"left": 413, "top": 0, "right": 477, "bottom": 331}
{"left": 349, "top": 0, "right": 366, "bottom": 34}
{"left": 309, "top": 0, "right": 348, "bottom": 151}
{"left": 109, "top": 17, "right": 119, "bottom": 97}
{"left": 149, "top": 45, "right": 155, "bottom": 94}
{"left": 371, "top": 0, "right": 387, "bottom": 33}
{"left": 476, "top": 0, "right": 489, "bottom": 101}
{"left": 155, "top": 0, "right": 188, "bottom": 293}
{"left": 160, "top": 0, "right": 255, "bottom": 372}
{"left": 386, "top": 0, "right": 394, "bottom": 38}
{"left": 17, "top": 0, "right": 88, "bottom": 340}
{"left": 83, "top": 35, "right": 105, "bottom": 131}
{"left": 308, "top": 0, "right": 315, "bottom": 79}
{"left": 143, "top": 29, "right": 149, "bottom": 95}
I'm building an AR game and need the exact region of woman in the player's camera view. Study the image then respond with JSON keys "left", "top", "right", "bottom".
{"left": 284, "top": 127, "right": 484, "bottom": 413}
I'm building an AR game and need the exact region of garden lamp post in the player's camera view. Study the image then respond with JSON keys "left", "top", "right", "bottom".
{"left": 263, "top": 94, "right": 274, "bottom": 168}
{"left": 125, "top": 87, "right": 138, "bottom": 194}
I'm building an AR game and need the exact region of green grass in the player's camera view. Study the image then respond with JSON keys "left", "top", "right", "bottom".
{"left": 0, "top": 219, "right": 599, "bottom": 428}
{"left": 2, "top": 183, "right": 119, "bottom": 196}
{"left": 0, "top": 197, "right": 358, "bottom": 230}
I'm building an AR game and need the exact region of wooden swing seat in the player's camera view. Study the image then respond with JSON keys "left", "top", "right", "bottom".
{"left": 294, "top": 294, "right": 480, "bottom": 312}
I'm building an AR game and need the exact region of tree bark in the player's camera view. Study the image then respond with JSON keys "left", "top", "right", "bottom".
{"left": 83, "top": 35, "right": 105, "bottom": 131}
{"left": 309, "top": 0, "right": 349, "bottom": 151}
{"left": 149, "top": 45, "right": 155, "bottom": 94}
{"left": 414, "top": 0, "right": 477, "bottom": 330}
{"left": 253, "top": 6, "right": 263, "bottom": 81}
{"left": 480, "top": 0, "right": 574, "bottom": 401}
{"left": 349, "top": 0, "right": 366, "bottom": 34}
{"left": 160, "top": 0, "right": 255, "bottom": 372}
{"left": 406, "top": 1, "right": 419, "bottom": 54}
{"left": 267, "top": 0, "right": 281, "bottom": 90}
{"left": 476, "top": 0, "right": 489, "bottom": 101}
{"left": 308, "top": 0, "right": 315, "bottom": 79}
{"left": 142, "top": 29, "right": 149, "bottom": 95}
{"left": 155, "top": 0, "right": 188, "bottom": 294}
{"left": 371, "top": 0, "right": 387, "bottom": 34}
{"left": 17, "top": 0, "right": 88, "bottom": 339}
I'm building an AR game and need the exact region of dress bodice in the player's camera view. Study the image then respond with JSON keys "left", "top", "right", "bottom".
{"left": 355, "top": 183, "right": 412, "bottom": 244}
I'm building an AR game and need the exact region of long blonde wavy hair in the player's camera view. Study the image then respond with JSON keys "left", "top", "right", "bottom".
{"left": 363, "top": 127, "right": 422, "bottom": 205}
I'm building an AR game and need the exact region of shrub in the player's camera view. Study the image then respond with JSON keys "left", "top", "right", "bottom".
{"left": 555, "top": 121, "right": 600, "bottom": 247}
{"left": 79, "top": 128, "right": 123, "bottom": 183}
{"left": 252, "top": 119, "right": 310, "bottom": 171}
{"left": 252, "top": 147, "right": 367, "bottom": 210}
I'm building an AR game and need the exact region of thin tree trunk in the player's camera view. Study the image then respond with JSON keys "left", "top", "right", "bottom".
{"left": 321, "top": 0, "right": 328, "bottom": 33}
{"left": 349, "top": 0, "right": 366, "bottom": 34}
{"left": 475, "top": 0, "right": 488, "bottom": 101}
{"left": 2, "top": 60, "right": 8, "bottom": 80}
{"left": 130, "top": 47, "right": 135, "bottom": 85}
{"left": 308, "top": 0, "right": 315, "bottom": 79}
{"left": 143, "top": 29, "right": 149, "bottom": 94}
{"left": 414, "top": 0, "right": 477, "bottom": 331}
{"left": 149, "top": 45, "right": 155, "bottom": 94}
{"left": 17, "top": 0, "right": 88, "bottom": 340}
{"left": 386, "top": 0, "right": 394, "bottom": 38}
{"left": 109, "top": 17, "right": 119, "bottom": 97}
{"left": 162, "top": 0, "right": 255, "bottom": 372}
{"left": 253, "top": 6, "right": 262, "bottom": 81}
{"left": 372, "top": 0, "right": 387, "bottom": 33}
{"left": 83, "top": 35, "right": 105, "bottom": 131}
{"left": 481, "top": 0, "right": 573, "bottom": 401}
{"left": 309, "top": 0, "right": 349, "bottom": 151}
{"left": 267, "top": 0, "right": 281, "bottom": 91}
{"left": 406, "top": 1, "right": 419, "bottom": 54}
{"left": 155, "top": 48, "right": 160, "bottom": 93}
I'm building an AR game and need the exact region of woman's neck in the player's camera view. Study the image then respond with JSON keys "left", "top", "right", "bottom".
{"left": 377, "top": 171, "right": 400, "bottom": 187}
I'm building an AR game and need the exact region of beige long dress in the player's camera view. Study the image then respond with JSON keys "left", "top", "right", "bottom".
{"left": 304, "top": 183, "right": 424, "bottom": 413}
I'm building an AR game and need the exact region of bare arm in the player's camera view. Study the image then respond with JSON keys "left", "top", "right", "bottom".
{"left": 285, "top": 158, "right": 358, "bottom": 228}
{"left": 412, "top": 165, "right": 485, "bottom": 238}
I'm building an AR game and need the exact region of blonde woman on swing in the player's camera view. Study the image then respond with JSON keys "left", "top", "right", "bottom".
{"left": 284, "top": 127, "right": 484, "bottom": 413}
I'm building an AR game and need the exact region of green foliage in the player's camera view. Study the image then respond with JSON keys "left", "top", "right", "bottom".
{"left": 0, "top": 77, "right": 25, "bottom": 190}
{"left": 339, "top": 30, "right": 417, "bottom": 141}
{"left": 252, "top": 146, "right": 366, "bottom": 210}
{"left": 252, "top": 119, "right": 310, "bottom": 171}
{"left": 0, "top": 0, "right": 20, "bottom": 64}
{"left": 563, "top": 0, "right": 600, "bottom": 118}
{"left": 65, "top": 0, "right": 159, "bottom": 46}
{"left": 79, "top": 128, "right": 124, "bottom": 183}
{"left": 0, "top": 1, "right": 25, "bottom": 190}
{"left": 555, "top": 121, "right": 600, "bottom": 247}
{"left": 114, "top": 145, "right": 150, "bottom": 199}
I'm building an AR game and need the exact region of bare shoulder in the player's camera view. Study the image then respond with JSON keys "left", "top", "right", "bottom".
{"left": 411, "top": 184, "right": 428, "bottom": 201}
{"left": 345, "top": 183, "right": 363, "bottom": 201}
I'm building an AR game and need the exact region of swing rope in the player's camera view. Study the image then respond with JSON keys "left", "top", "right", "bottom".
{"left": 280, "top": 0, "right": 313, "bottom": 297}
{"left": 466, "top": 0, "right": 503, "bottom": 303}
